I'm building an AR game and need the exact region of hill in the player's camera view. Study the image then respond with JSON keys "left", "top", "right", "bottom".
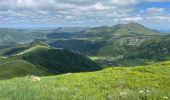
{"left": 49, "top": 23, "right": 168, "bottom": 67}
{"left": 0, "top": 57, "right": 40, "bottom": 80}
{"left": 21, "top": 44, "right": 101, "bottom": 75}
{"left": 47, "top": 22, "right": 161, "bottom": 40}
{"left": 93, "top": 35, "right": 170, "bottom": 66}
{"left": 49, "top": 23, "right": 162, "bottom": 54}
{"left": 0, "top": 23, "right": 168, "bottom": 67}
{"left": 81, "top": 22, "right": 161, "bottom": 38}
{"left": 49, "top": 39, "right": 106, "bottom": 55}
{"left": 0, "top": 28, "right": 49, "bottom": 44}
{"left": 109, "top": 22, "right": 160, "bottom": 36}
{"left": 0, "top": 61, "right": 169, "bottom": 99}
{"left": 0, "top": 43, "right": 101, "bottom": 79}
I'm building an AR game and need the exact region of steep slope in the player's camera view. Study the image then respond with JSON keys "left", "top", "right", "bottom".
{"left": 0, "top": 40, "right": 46, "bottom": 56}
{"left": 49, "top": 39, "right": 106, "bottom": 55}
{"left": 81, "top": 22, "right": 161, "bottom": 38}
{"left": 0, "top": 61, "right": 169, "bottom": 99}
{"left": 0, "top": 57, "right": 40, "bottom": 80}
{"left": 21, "top": 45, "right": 101, "bottom": 74}
{"left": 48, "top": 23, "right": 167, "bottom": 67}
{"left": 0, "top": 42, "right": 101, "bottom": 79}
{"left": 126, "top": 35, "right": 170, "bottom": 60}
{"left": 47, "top": 22, "right": 161, "bottom": 41}
{"left": 1, "top": 44, "right": 30, "bottom": 56}
{"left": 109, "top": 22, "right": 160, "bottom": 36}
{"left": 93, "top": 35, "right": 170, "bottom": 67}
{"left": 98, "top": 35, "right": 170, "bottom": 58}
{"left": 49, "top": 23, "right": 162, "bottom": 54}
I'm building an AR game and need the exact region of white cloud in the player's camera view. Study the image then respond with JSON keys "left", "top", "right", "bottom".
{"left": 146, "top": 16, "right": 170, "bottom": 21}
{"left": 147, "top": 7, "right": 165, "bottom": 15}
{"left": 145, "top": 0, "right": 170, "bottom": 2}
{"left": 0, "top": 0, "right": 169, "bottom": 24}
{"left": 121, "top": 17, "right": 143, "bottom": 22}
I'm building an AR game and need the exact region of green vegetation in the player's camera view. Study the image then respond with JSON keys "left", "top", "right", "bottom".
{"left": 0, "top": 43, "right": 101, "bottom": 79}
{"left": 17, "top": 44, "right": 48, "bottom": 55}
{"left": 0, "top": 61, "right": 169, "bottom": 100}
{"left": 0, "top": 23, "right": 170, "bottom": 100}
{"left": 22, "top": 47, "right": 101, "bottom": 75}
{"left": 95, "top": 35, "right": 170, "bottom": 67}
{"left": 0, "top": 57, "right": 38, "bottom": 79}
{"left": 0, "top": 23, "right": 169, "bottom": 68}
{"left": 49, "top": 23, "right": 168, "bottom": 67}
{"left": 83, "top": 22, "right": 160, "bottom": 38}
{"left": 109, "top": 22, "right": 160, "bottom": 37}
{"left": 0, "top": 43, "right": 30, "bottom": 56}
{"left": 0, "top": 28, "right": 49, "bottom": 44}
{"left": 49, "top": 39, "right": 106, "bottom": 55}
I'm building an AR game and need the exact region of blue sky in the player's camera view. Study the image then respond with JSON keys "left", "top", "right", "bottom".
{"left": 0, "top": 0, "right": 170, "bottom": 30}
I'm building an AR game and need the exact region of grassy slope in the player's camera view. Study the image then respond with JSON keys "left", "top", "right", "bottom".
{"left": 0, "top": 61, "right": 169, "bottom": 100}
{"left": 0, "top": 43, "right": 101, "bottom": 79}
{"left": 22, "top": 47, "right": 101, "bottom": 74}
{"left": 0, "top": 43, "right": 30, "bottom": 56}
{"left": 0, "top": 57, "right": 38, "bottom": 79}
{"left": 82, "top": 22, "right": 160, "bottom": 39}
{"left": 94, "top": 35, "right": 170, "bottom": 67}
{"left": 49, "top": 39, "right": 106, "bottom": 55}
{"left": 0, "top": 45, "right": 49, "bottom": 79}
{"left": 0, "top": 45, "right": 50, "bottom": 80}
{"left": 16, "top": 45, "right": 48, "bottom": 55}
{"left": 110, "top": 23, "right": 160, "bottom": 37}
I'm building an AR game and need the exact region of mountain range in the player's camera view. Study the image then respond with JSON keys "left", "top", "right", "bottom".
{"left": 0, "top": 22, "right": 170, "bottom": 78}
{"left": 0, "top": 22, "right": 170, "bottom": 99}
{"left": 47, "top": 23, "right": 170, "bottom": 66}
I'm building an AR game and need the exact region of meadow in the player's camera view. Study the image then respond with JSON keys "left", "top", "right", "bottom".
{"left": 0, "top": 61, "right": 169, "bottom": 100}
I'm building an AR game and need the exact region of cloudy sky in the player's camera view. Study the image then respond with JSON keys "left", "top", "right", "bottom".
{"left": 0, "top": 0, "right": 170, "bottom": 30}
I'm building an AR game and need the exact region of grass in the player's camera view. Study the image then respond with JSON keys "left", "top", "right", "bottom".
{"left": 16, "top": 45, "right": 48, "bottom": 55}
{"left": 0, "top": 44, "right": 101, "bottom": 79}
{"left": 89, "top": 56, "right": 100, "bottom": 60}
{"left": 0, "top": 57, "right": 38, "bottom": 79}
{"left": 0, "top": 61, "right": 169, "bottom": 100}
{"left": 89, "top": 56, "right": 158, "bottom": 67}
{"left": 0, "top": 44, "right": 51, "bottom": 80}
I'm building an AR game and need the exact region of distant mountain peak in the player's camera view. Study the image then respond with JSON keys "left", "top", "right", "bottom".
{"left": 109, "top": 22, "right": 161, "bottom": 36}
{"left": 126, "top": 22, "right": 143, "bottom": 26}
{"left": 30, "top": 39, "right": 47, "bottom": 47}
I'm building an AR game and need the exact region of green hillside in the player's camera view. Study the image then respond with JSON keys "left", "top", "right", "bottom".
{"left": 0, "top": 23, "right": 166, "bottom": 67}
{"left": 0, "top": 43, "right": 29, "bottom": 56}
{"left": 82, "top": 22, "right": 161, "bottom": 38}
{"left": 0, "top": 43, "right": 101, "bottom": 79}
{"left": 22, "top": 46, "right": 101, "bottom": 74}
{"left": 0, "top": 28, "right": 49, "bottom": 44}
{"left": 0, "top": 61, "right": 169, "bottom": 100}
{"left": 16, "top": 44, "right": 48, "bottom": 56}
{"left": 49, "top": 23, "right": 162, "bottom": 55}
{"left": 94, "top": 35, "right": 170, "bottom": 66}
{"left": 0, "top": 23, "right": 169, "bottom": 100}
{"left": 49, "top": 23, "right": 167, "bottom": 67}
{"left": 49, "top": 39, "right": 106, "bottom": 55}
{"left": 109, "top": 22, "right": 160, "bottom": 36}
{"left": 0, "top": 57, "right": 39, "bottom": 80}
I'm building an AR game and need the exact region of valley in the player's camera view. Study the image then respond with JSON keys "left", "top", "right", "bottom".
{"left": 1, "top": 0, "right": 170, "bottom": 99}
{"left": 0, "top": 22, "right": 170, "bottom": 100}
{"left": 0, "top": 23, "right": 170, "bottom": 75}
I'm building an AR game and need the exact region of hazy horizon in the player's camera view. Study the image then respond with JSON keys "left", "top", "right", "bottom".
{"left": 0, "top": 22, "right": 169, "bottom": 33}
{"left": 0, "top": 0, "right": 169, "bottom": 31}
